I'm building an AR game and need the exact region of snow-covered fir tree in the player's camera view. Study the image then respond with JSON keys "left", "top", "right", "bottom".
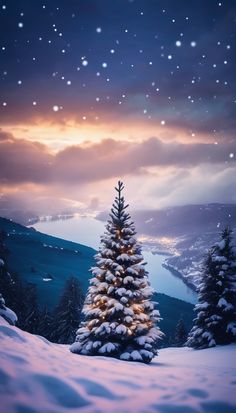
{"left": 213, "top": 227, "right": 236, "bottom": 344}
{"left": 0, "top": 257, "right": 17, "bottom": 325}
{"left": 70, "top": 181, "right": 163, "bottom": 363}
{"left": 0, "top": 291, "right": 17, "bottom": 325}
{"left": 187, "top": 227, "right": 236, "bottom": 349}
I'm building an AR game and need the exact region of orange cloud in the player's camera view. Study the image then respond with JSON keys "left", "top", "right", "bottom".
{"left": 0, "top": 130, "right": 235, "bottom": 187}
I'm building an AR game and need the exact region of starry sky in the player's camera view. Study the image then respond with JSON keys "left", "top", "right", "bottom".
{"left": 0, "top": 0, "right": 236, "bottom": 220}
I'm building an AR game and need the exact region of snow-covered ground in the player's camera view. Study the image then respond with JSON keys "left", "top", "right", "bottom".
{"left": 0, "top": 316, "right": 236, "bottom": 413}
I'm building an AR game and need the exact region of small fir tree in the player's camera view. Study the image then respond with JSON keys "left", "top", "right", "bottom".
{"left": 174, "top": 318, "right": 187, "bottom": 347}
{"left": 187, "top": 227, "right": 236, "bottom": 349}
{"left": 37, "top": 305, "right": 52, "bottom": 340}
{"left": 20, "top": 283, "right": 40, "bottom": 334}
{"left": 50, "top": 277, "right": 84, "bottom": 344}
{"left": 70, "top": 181, "right": 163, "bottom": 363}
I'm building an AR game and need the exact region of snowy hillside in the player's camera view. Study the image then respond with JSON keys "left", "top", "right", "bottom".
{"left": 1, "top": 316, "right": 236, "bottom": 413}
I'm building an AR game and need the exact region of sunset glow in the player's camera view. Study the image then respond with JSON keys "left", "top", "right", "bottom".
{"left": 0, "top": 0, "right": 235, "bottom": 221}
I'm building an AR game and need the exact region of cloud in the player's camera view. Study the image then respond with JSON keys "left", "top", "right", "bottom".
{"left": 150, "top": 164, "right": 236, "bottom": 208}
{"left": 0, "top": 131, "right": 235, "bottom": 186}
{"left": 0, "top": 131, "right": 52, "bottom": 184}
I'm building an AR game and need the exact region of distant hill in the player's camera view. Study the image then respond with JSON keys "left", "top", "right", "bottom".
{"left": 153, "top": 292, "right": 194, "bottom": 346}
{"left": 0, "top": 217, "right": 194, "bottom": 346}
{"left": 0, "top": 217, "right": 95, "bottom": 309}
{"left": 132, "top": 203, "right": 236, "bottom": 237}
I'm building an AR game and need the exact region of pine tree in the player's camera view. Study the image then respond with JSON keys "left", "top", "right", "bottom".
{"left": 0, "top": 233, "right": 40, "bottom": 333}
{"left": 212, "top": 227, "right": 236, "bottom": 344}
{"left": 50, "top": 277, "right": 84, "bottom": 344}
{"left": 187, "top": 227, "right": 236, "bottom": 349}
{"left": 20, "top": 283, "right": 40, "bottom": 334}
{"left": 174, "top": 318, "right": 187, "bottom": 347}
{"left": 37, "top": 305, "right": 52, "bottom": 340}
{"left": 70, "top": 181, "right": 163, "bottom": 363}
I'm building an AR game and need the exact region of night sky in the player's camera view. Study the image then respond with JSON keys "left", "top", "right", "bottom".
{"left": 0, "top": 0, "right": 236, "bottom": 219}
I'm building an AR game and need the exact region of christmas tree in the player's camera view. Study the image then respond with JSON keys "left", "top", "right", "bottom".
{"left": 187, "top": 227, "right": 236, "bottom": 349}
{"left": 70, "top": 181, "right": 163, "bottom": 363}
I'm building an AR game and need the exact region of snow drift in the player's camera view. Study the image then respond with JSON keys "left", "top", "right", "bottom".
{"left": 0, "top": 316, "right": 236, "bottom": 413}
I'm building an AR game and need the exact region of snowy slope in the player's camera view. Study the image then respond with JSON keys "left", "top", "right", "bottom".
{"left": 0, "top": 316, "right": 236, "bottom": 413}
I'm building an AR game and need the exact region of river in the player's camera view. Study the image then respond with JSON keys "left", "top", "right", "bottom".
{"left": 34, "top": 216, "right": 197, "bottom": 304}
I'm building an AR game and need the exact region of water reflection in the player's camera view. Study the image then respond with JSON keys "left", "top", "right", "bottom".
{"left": 143, "top": 251, "right": 197, "bottom": 304}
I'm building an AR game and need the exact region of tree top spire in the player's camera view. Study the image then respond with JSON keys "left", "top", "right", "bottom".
{"left": 115, "top": 181, "right": 124, "bottom": 196}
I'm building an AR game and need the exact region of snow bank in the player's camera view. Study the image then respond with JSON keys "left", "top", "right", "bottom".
{"left": 0, "top": 293, "right": 17, "bottom": 325}
{"left": 0, "top": 316, "right": 236, "bottom": 413}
